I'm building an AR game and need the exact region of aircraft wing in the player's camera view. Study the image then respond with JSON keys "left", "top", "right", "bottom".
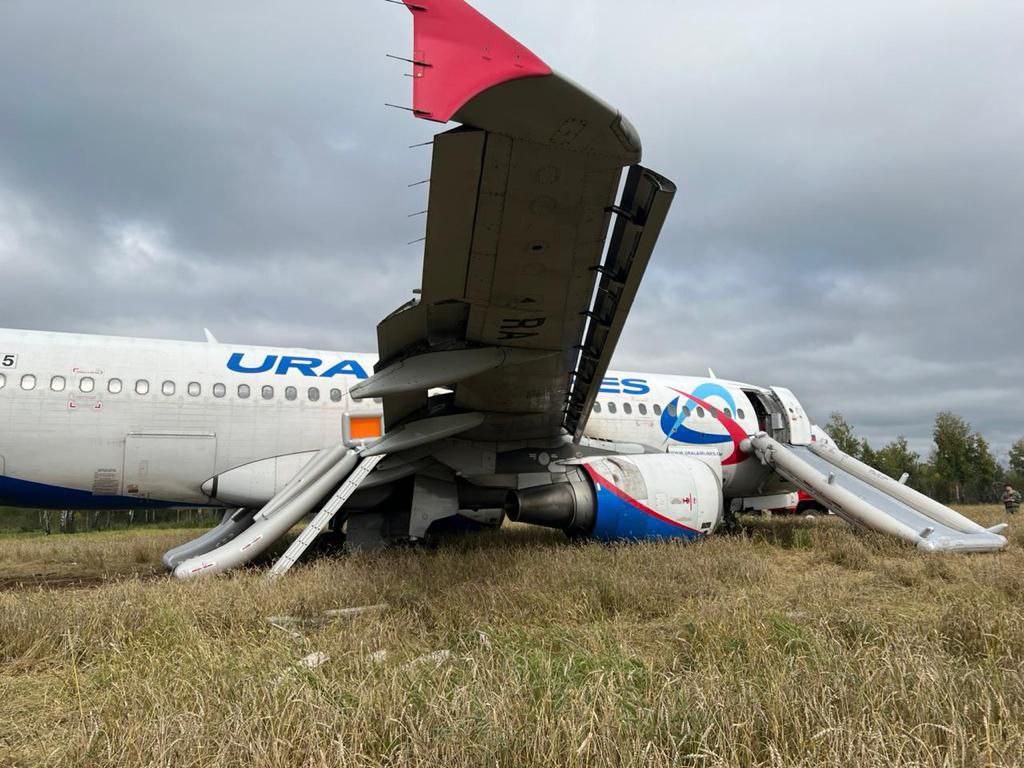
{"left": 352, "top": 0, "right": 676, "bottom": 447}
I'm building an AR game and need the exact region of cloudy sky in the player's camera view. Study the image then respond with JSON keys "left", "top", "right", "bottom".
{"left": 1, "top": 0, "right": 1021, "bottom": 460}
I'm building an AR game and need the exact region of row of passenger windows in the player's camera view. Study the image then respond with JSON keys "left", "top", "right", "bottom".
{"left": 0, "top": 372, "right": 742, "bottom": 416}
{"left": 593, "top": 401, "right": 660, "bottom": 416}
{"left": 593, "top": 400, "right": 747, "bottom": 420}
{"left": 0, "top": 373, "right": 355, "bottom": 403}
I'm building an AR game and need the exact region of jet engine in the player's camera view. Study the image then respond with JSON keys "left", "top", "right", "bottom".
{"left": 505, "top": 454, "right": 723, "bottom": 542}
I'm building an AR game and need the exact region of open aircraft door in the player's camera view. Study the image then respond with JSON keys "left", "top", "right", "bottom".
{"left": 123, "top": 432, "right": 216, "bottom": 504}
{"left": 770, "top": 387, "right": 812, "bottom": 445}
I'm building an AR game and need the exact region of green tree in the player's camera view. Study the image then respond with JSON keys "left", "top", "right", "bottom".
{"left": 1009, "top": 438, "right": 1024, "bottom": 477}
{"left": 858, "top": 438, "right": 878, "bottom": 467}
{"left": 825, "top": 412, "right": 861, "bottom": 456}
{"left": 874, "top": 436, "right": 921, "bottom": 484}
{"left": 930, "top": 411, "right": 973, "bottom": 503}
{"left": 911, "top": 461, "right": 943, "bottom": 500}
{"left": 965, "top": 433, "right": 1000, "bottom": 503}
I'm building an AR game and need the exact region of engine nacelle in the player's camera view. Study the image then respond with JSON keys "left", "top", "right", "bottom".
{"left": 506, "top": 454, "right": 723, "bottom": 542}
{"left": 201, "top": 452, "right": 319, "bottom": 508}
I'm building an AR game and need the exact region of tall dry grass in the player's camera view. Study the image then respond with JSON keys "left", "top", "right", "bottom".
{"left": 0, "top": 528, "right": 197, "bottom": 584}
{"left": 0, "top": 506, "right": 1021, "bottom": 767}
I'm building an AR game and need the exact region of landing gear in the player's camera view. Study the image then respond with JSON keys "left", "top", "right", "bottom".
{"left": 719, "top": 505, "right": 746, "bottom": 536}
{"left": 307, "top": 515, "right": 348, "bottom": 556}
{"left": 796, "top": 500, "right": 827, "bottom": 515}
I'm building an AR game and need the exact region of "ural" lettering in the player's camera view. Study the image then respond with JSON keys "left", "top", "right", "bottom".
{"left": 227, "top": 353, "right": 369, "bottom": 379}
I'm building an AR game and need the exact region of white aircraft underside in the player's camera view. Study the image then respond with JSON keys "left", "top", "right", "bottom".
{"left": 0, "top": 0, "right": 1006, "bottom": 573}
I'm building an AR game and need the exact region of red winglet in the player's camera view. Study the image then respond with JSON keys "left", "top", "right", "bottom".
{"left": 403, "top": 0, "right": 552, "bottom": 123}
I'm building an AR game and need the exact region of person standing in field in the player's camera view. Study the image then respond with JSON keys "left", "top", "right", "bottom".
{"left": 1003, "top": 484, "right": 1022, "bottom": 515}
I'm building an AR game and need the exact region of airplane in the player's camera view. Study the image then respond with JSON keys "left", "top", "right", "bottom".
{"left": 0, "top": 0, "right": 1008, "bottom": 576}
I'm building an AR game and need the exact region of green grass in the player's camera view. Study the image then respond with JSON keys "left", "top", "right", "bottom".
{"left": 0, "top": 506, "right": 1021, "bottom": 767}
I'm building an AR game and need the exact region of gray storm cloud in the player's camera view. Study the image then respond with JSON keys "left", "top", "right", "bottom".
{"left": 0, "top": 0, "right": 1021, "bottom": 459}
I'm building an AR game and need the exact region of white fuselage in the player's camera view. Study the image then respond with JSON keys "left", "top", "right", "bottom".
{"left": 0, "top": 328, "right": 803, "bottom": 509}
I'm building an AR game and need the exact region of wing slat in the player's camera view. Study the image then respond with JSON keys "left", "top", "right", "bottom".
{"left": 566, "top": 167, "right": 678, "bottom": 441}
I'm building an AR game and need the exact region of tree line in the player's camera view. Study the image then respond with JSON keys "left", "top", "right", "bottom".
{"left": 0, "top": 506, "right": 219, "bottom": 534}
{"left": 825, "top": 411, "right": 1024, "bottom": 505}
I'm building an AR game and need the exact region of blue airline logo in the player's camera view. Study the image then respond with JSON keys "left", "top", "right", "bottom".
{"left": 227, "top": 353, "right": 369, "bottom": 379}
{"left": 660, "top": 383, "right": 737, "bottom": 446}
{"left": 600, "top": 377, "right": 650, "bottom": 395}
{"left": 660, "top": 383, "right": 750, "bottom": 466}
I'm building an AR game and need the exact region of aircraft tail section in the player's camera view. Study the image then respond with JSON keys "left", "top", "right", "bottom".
{"left": 747, "top": 433, "right": 1007, "bottom": 553}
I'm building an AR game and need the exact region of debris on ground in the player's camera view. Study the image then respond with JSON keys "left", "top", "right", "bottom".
{"left": 299, "top": 652, "right": 330, "bottom": 669}
{"left": 403, "top": 649, "right": 452, "bottom": 670}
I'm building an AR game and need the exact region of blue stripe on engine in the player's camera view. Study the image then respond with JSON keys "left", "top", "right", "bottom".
{"left": 590, "top": 482, "right": 702, "bottom": 542}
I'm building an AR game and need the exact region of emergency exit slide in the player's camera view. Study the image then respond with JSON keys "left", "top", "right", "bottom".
{"left": 747, "top": 434, "right": 1007, "bottom": 553}
{"left": 171, "top": 445, "right": 361, "bottom": 579}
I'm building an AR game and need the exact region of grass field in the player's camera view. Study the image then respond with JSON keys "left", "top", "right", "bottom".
{"left": 1, "top": 506, "right": 1022, "bottom": 767}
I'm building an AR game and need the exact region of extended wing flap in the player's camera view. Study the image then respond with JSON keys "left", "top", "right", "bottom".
{"left": 420, "top": 128, "right": 486, "bottom": 304}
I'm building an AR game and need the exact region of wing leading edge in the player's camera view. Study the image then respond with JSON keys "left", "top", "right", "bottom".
{"left": 352, "top": 0, "right": 676, "bottom": 448}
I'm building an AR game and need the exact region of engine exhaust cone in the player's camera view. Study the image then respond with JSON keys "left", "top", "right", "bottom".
{"left": 504, "top": 478, "right": 596, "bottom": 534}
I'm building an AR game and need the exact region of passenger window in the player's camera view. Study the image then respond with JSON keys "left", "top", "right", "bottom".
{"left": 738, "top": 408, "right": 746, "bottom": 420}
{"left": 697, "top": 407, "right": 706, "bottom": 418}
{"left": 161, "top": 381, "right": 175, "bottom": 396}
{"left": 682, "top": 405, "right": 691, "bottom": 417}
{"left": 593, "top": 402, "right": 602, "bottom": 414}
{"left": 653, "top": 404, "right": 662, "bottom": 416}
{"left": 308, "top": 387, "right": 320, "bottom": 402}
{"left": 667, "top": 402, "right": 677, "bottom": 418}
{"left": 108, "top": 378, "right": 123, "bottom": 394}
{"left": 21, "top": 374, "right": 36, "bottom": 390}
{"left": 188, "top": 382, "right": 201, "bottom": 397}
{"left": 262, "top": 385, "right": 274, "bottom": 400}
{"left": 285, "top": 386, "right": 297, "bottom": 402}
{"left": 213, "top": 383, "right": 226, "bottom": 398}
{"left": 608, "top": 402, "right": 617, "bottom": 414}
{"left": 0, "top": 373, "right": 5, "bottom": 389}
{"left": 50, "top": 376, "right": 66, "bottom": 392}
{"left": 238, "top": 384, "right": 251, "bottom": 399}
{"left": 330, "top": 388, "right": 343, "bottom": 403}
{"left": 725, "top": 408, "right": 733, "bottom": 418}
{"left": 135, "top": 379, "right": 149, "bottom": 395}
{"left": 80, "top": 377, "right": 95, "bottom": 393}
{"left": 639, "top": 404, "right": 647, "bottom": 416}
{"left": 623, "top": 402, "right": 632, "bottom": 415}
